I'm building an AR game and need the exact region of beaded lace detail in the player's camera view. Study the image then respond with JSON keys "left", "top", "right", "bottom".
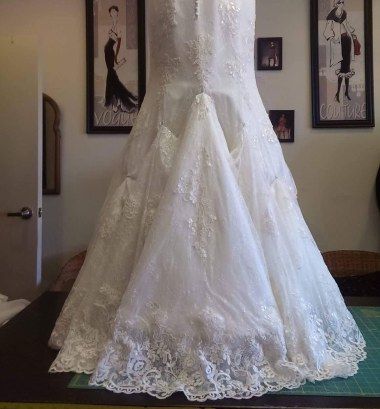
{"left": 219, "top": 0, "right": 241, "bottom": 36}
{"left": 186, "top": 33, "right": 215, "bottom": 89}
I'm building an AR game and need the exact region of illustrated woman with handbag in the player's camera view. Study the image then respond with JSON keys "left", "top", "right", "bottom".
{"left": 324, "top": 0, "right": 361, "bottom": 103}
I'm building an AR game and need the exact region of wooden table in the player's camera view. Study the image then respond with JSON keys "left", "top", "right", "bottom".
{"left": 0, "top": 292, "right": 379, "bottom": 409}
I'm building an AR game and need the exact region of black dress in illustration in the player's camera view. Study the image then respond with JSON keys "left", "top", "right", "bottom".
{"left": 324, "top": 2, "right": 357, "bottom": 103}
{"left": 104, "top": 27, "right": 138, "bottom": 113}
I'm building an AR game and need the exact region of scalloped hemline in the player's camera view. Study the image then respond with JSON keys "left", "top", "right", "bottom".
{"left": 81, "top": 347, "right": 367, "bottom": 402}
{"left": 88, "top": 355, "right": 366, "bottom": 402}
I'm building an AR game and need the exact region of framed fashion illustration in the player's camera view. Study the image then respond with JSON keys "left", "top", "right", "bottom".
{"left": 86, "top": 0, "right": 146, "bottom": 134}
{"left": 310, "top": 0, "right": 374, "bottom": 128}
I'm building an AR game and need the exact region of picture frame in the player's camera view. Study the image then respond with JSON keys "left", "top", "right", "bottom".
{"left": 257, "top": 37, "right": 283, "bottom": 71}
{"left": 269, "top": 110, "right": 295, "bottom": 143}
{"left": 86, "top": 0, "right": 146, "bottom": 134}
{"left": 42, "top": 94, "right": 61, "bottom": 195}
{"left": 310, "top": 0, "right": 374, "bottom": 128}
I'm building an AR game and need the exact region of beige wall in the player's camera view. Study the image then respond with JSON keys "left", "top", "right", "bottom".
{"left": 0, "top": 0, "right": 379, "bottom": 290}
{"left": 0, "top": 0, "right": 128, "bottom": 289}
{"left": 255, "top": 0, "right": 380, "bottom": 252}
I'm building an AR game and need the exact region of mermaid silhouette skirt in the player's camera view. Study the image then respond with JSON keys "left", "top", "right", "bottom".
{"left": 47, "top": 0, "right": 366, "bottom": 402}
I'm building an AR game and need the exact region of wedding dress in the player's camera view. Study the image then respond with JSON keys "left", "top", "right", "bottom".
{"left": 48, "top": 0, "right": 366, "bottom": 401}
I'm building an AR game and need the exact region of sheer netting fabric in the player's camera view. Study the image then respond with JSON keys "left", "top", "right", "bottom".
{"left": 48, "top": 0, "right": 366, "bottom": 401}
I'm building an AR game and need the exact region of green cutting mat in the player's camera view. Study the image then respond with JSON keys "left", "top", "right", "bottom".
{"left": 68, "top": 306, "right": 380, "bottom": 397}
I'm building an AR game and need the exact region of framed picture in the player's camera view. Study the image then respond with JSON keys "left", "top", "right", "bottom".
{"left": 310, "top": 0, "right": 374, "bottom": 128}
{"left": 269, "top": 110, "right": 295, "bottom": 143}
{"left": 86, "top": 0, "right": 146, "bottom": 134}
{"left": 257, "top": 37, "right": 283, "bottom": 71}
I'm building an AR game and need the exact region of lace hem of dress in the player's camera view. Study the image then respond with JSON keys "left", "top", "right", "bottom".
{"left": 49, "top": 327, "right": 366, "bottom": 402}
{"left": 48, "top": 90, "right": 366, "bottom": 401}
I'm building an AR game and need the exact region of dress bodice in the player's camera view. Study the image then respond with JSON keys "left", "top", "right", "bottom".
{"left": 140, "top": 0, "right": 285, "bottom": 183}
{"left": 147, "top": 0, "right": 256, "bottom": 95}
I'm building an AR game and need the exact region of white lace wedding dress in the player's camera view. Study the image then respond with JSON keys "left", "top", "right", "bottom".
{"left": 48, "top": 0, "right": 366, "bottom": 401}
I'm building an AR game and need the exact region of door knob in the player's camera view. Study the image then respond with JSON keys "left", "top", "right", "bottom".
{"left": 7, "top": 207, "right": 33, "bottom": 220}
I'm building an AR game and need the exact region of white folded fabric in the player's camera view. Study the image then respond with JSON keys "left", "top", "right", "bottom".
{"left": 0, "top": 294, "right": 30, "bottom": 326}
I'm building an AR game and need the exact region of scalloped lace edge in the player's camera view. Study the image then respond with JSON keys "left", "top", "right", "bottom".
{"left": 50, "top": 340, "right": 366, "bottom": 402}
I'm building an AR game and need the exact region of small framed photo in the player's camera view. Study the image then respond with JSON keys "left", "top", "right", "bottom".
{"left": 86, "top": 0, "right": 146, "bottom": 134}
{"left": 257, "top": 37, "right": 283, "bottom": 70}
{"left": 269, "top": 110, "right": 295, "bottom": 143}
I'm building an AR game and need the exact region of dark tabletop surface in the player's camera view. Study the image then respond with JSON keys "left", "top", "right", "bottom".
{"left": 0, "top": 291, "right": 379, "bottom": 408}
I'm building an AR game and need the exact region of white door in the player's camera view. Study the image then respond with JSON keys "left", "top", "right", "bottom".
{"left": 0, "top": 36, "right": 42, "bottom": 301}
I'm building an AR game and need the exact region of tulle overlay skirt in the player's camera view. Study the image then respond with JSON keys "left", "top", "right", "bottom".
{"left": 48, "top": 83, "right": 366, "bottom": 401}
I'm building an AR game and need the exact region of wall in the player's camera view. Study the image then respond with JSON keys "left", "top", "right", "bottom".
{"left": 0, "top": 0, "right": 378, "bottom": 292}
{"left": 0, "top": 0, "right": 128, "bottom": 289}
{"left": 255, "top": 0, "right": 380, "bottom": 252}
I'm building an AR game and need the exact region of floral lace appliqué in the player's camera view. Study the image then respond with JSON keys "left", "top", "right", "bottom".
{"left": 158, "top": 0, "right": 177, "bottom": 38}
{"left": 188, "top": 208, "right": 217, "bottom": 259}
{"left": 186, "top": 34, "right": 214, "bottom": 88}
{"left": 99, "top": 196, "right": 139, "bottom": 240}
{"left": 218, "top": 0, "right": 241, "bottom": 36}
{"left": 87, "top": 316, "right": 366, "bottom": 401}
{"left": 176, "top": 146, "right": 216, "bottom": 260}
{"left": 156, "top": 53, "right": 181, "bottom": 102}
{"left": 226, "top": 56, "right": 247, "bottom": 82}
{"left": 157, "top": 125, "right": 179, "bottom": 171}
